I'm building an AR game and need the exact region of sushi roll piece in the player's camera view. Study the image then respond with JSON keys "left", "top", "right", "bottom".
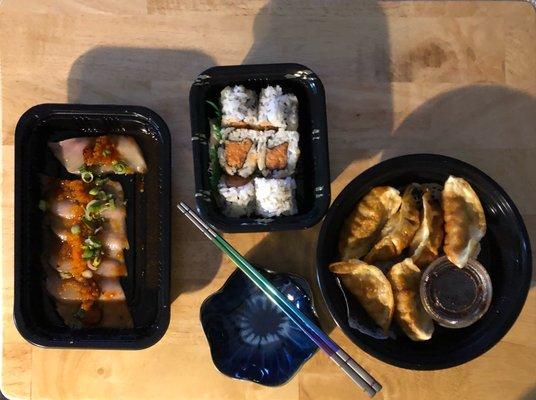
{"left": 217, "top": 175, "right": 256, "bottom": 217}
{"left": 256, "top": 85, "right": 298, "bottom": 131}
{"left": 254, "top": 177, "right": 297, "bottom": 217}
{"left": 220, "top": 85, "right": 258, "bottom": 128}
{"left": 218, "top": 128, "right": 259, "bottom": 178}
{"left": 257, "top": 130, "right": 300, "bottom": 178}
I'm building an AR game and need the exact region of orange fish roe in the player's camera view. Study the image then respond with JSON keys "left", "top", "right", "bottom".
{"left": 83, "top": 136, "right": 120, "bottom": 167}
{"left": 59, "top": 233, "right": 87, "bottom": 279}
{"left": 56, "top": 180, "right": 92, "bottom": 219}
{"left": 51, "top": 180, "right": 96, "bottom": 279}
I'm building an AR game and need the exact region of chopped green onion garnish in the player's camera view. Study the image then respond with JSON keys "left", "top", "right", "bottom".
{"left": 81, "top": 171, "right": 93, "bottom": 183}
{"left": 108, "top": 198, "right": 115, "bottom": 209}
{"left": 84, "top": 199, "right": 100, "bottom": 220}
{"left": 97, "top": 191, "right": 108, "bottom": 201}
{"left": 82, "top": 249, "right": 94, "bottom": 259}
{"left": 38, "top": 200, "right": 48, "bottom": 211}
{"left": 92, "top": 255, "right": 101, "bottom": 267}
{"left": 94, "top": 178, "right": 108, "bottom": 187}
{"left": 102, "top": 149, "right": 111, "bottom": 156}
{"left": 82, "top": 217, "right": 93, "bottom": 230}
{"left": 84, "top": 236, "right": 101, "bottom": 249}
{"left": 70, "top": 225, "right": 81, "bottom": 234}
{"left": 89, "top": 187, "right": 99, "bottom": 196}
{"left": 79, "top": 166, "right": 94, "bottom": 183}
{"left": 74, "top": 308, "right": 86, "bottom": 320}
{"left": 112, "top": 160, "right": 128, "bottom": 174}
{"left": 59, "top": 271, "right": 72, "bottom": 279}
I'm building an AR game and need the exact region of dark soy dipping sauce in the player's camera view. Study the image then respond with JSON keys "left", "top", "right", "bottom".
{"left": 429, "top": 267, "right": 480, "bottom": 316}
{"left": 421, "top": 257, "right": 492, "bottom": 328}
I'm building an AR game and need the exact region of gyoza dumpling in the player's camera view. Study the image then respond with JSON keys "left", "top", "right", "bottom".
{"left": 442, "top": 176, "right": 486, "bottom": 268}
{"left": 339, "top": 187, "right": 402, "bottom": 260}
{"left": 387, "top": 258, "right": 434, "bottom": 341}
{"left": 410, "top": 187, "right": 444, "bottom": 268}
{"left": 329, "top": 259, "right": 394, "bottom": 332}
{"left": 365, "top": 184, "right": 421, "bottom": 263}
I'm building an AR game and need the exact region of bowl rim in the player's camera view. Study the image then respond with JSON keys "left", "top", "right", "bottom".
{"left": 316, "top": 153, "right": 532, "bottom": 370}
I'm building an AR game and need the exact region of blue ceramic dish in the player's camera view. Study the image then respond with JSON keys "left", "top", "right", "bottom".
{"left": 200, "top": 269, "right": 318, "bottom": 386}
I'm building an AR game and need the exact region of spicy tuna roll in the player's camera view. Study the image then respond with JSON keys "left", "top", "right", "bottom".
{"left": 254, "top": 177, "right": 297, "bottom": 217}
{"left": 257, "top": 130, "right": 300, "bottom": 178}
{"left": 220, "top": 85, "right": 258, "bottom": 128}
{"left": 256, "top": 85, "right": 298, "bottom": 131}
{"left": 218, "top": 175, "right": 255, "bottom": 217}
{"left": 218, "top": 128, "right": 259, "bottom": 178}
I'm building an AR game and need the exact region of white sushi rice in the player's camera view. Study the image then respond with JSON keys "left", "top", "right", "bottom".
{"left": 218, "top": 128, "right": 260, "bottom": 178}
{"left": 257, "top": 130, "right": 300, "bottom": 178}
{"left": 220, "top": 85, "right": 258, "bottom": 127}
{"left": 256, "top": 85, "right": 298, "bottom": 131}
{"left": 218, "top": 179, "right": 256, "bottom": 217}
{"left": 254, "top": 177, "right": 297, "bottom": 217}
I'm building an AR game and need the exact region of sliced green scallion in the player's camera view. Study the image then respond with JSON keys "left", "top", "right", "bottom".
{"left": 70, "top": 225, "right": 81, "bottom": 234}
{"left": 92, "top": 254, "right": 102, "bottom": 268}
{"left": 59, "top": 271, "right": 72, "bottom": 279}
{"left": 82, "top": 248, "right": 94, "bottom": 259}
{"left": 89, "top": 187, "right": 99, "bottom": 196}
{"left": 112, "top": 160, "right": 128, "bottom": 174}
{"left": 84, "top": 199, "right": 100, "bottom": 220}
{"left": 96, "top": 191, "right": 108, "bottom": 201}
{"left": 73, "top": 308, "right": 86, "bottom": 320}
{"left": 38, "top": 200, "right": 48, "bottom": 211}
{"left": 102, "top": 149, "right": 111, "bottom": 157}
{"left": 94, "top": 178, "right": 108, "bottom": 187}
{"left": 79, "top": 166, "right": 94, "bottom": 183}
{"left": 84, "top": 236, "right": 102, "bottom": 249}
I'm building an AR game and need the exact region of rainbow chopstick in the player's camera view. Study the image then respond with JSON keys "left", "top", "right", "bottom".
{"left": 177, "top": 202, "right": 382, "bottom": 397}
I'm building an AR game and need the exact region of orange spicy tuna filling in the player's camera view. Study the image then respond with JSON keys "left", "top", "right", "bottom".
{"left": 225, "top": 139, "right": 253, "bottom": 169}
{"left": 83, "top": 136, "right": 120, "bottom": 167}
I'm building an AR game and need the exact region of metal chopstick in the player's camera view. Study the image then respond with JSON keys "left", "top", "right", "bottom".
{"left": 177, "top": 202, "right": 381, "bottom": 397}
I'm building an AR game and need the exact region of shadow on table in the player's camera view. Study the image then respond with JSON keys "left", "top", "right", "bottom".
{"left": 381, "top": 84, "right": 536, "bottom": 292}
{"left": 518, "top": 385, "right": 536, "bottom": 400}
{"left": 243, "top": 0, "right": 392, "bottom": 331}
{"left": 67, "top": 47, "right": 223, "bottom": 303}
{"left": 67, "top": 0, "right": 395, "bottom": 317}
{"left": 245, "top": 0, "right": 393, "bottom": 182}
{"left": 247, "top": 80, "right": 536, "bottom": 329}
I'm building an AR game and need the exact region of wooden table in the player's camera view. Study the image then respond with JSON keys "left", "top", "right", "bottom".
{"left": 1, "top": 1, "right": 535, "bottom": 399}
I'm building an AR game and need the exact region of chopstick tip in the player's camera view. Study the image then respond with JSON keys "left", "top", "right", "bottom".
{"left": 177, "top": 202, "right": 190, "bottom": 213}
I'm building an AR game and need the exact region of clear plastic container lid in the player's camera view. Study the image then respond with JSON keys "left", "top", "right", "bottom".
{"left": 420, "top": 256, "right": 492, "bottom": 329}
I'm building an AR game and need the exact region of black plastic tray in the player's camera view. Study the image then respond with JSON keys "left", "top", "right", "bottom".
{"left": 189, "top": 63, "right": 330, "bottom": 232}
{"left": 14, "top": 104, "right": 171, "bottom": 349}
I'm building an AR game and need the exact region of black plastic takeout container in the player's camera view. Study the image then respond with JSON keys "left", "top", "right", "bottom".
{"left": 14, "top": 104, "right": 171, "bottom": 349}
{"left": 316, "top": 154, "right": 532, "bottom": 369}
{"left": 189, "top": 63, "right": 330, "bottom": 232}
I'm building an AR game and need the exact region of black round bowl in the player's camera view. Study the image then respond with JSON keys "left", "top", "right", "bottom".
{"left": 316, "top": 154, "right": 532, "bottom": 370}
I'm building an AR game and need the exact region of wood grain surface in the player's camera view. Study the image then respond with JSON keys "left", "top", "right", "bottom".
{"left": 1, "top": 1, "right": 535, "bottom": 399}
